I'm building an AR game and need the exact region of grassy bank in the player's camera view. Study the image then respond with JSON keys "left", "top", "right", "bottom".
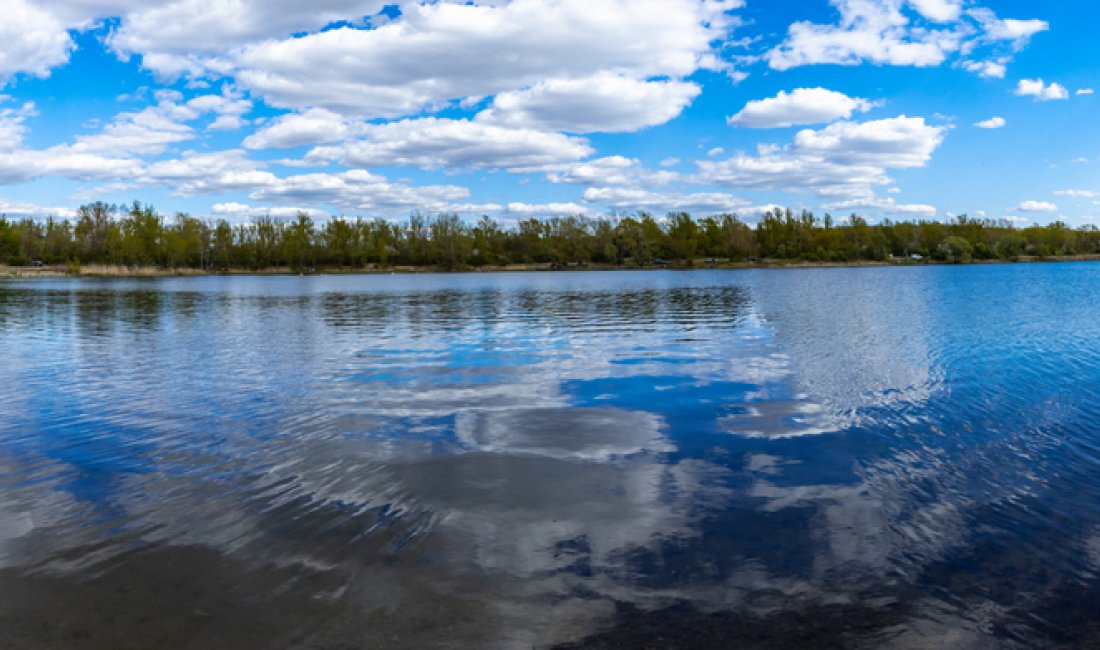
{"left": 5, "top": 255, "right": 1100, "bottom": 279}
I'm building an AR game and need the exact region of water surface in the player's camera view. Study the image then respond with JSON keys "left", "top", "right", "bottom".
{"left": 2, "top": 266, "right": 1100, "bottom": 648}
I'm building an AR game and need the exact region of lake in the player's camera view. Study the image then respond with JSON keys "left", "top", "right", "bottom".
{"left": 2, "top": 265, "right": 1100, "bottom": 648}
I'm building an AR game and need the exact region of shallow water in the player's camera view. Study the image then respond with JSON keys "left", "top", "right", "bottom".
{"left": 2, "top": 266, "right": 1100, "bottom": 648}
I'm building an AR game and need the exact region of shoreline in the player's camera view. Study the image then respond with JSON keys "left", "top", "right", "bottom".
{"left": 3, "top": 254, "right": 1100, "bottom": 278}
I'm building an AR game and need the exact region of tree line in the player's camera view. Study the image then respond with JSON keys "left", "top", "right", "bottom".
{"left": 1, "top": 201, "right": 1097, "bottom": 271}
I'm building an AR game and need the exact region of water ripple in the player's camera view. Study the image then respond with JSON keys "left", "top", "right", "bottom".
{"left": 2, "top": 267, "right": 1100, "bottom": 647}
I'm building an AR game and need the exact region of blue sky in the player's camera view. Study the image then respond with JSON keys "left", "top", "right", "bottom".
{"left": 0, "top": 0, "right": 1096, "bottom": 225}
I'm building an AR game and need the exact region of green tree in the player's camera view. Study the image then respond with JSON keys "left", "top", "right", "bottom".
{"left": 938, "top": 236, "right": 974, "bottom": 263}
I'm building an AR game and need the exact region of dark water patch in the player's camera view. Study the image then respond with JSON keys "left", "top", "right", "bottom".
{"left": 556, "top": 601, "right": 911, "bottom": 650}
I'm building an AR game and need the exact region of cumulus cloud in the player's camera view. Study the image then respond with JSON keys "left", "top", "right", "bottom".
{"left": 156, "top": 164, "right": 499, "bottom": 216}
{"left": 961, "top": 59, "right": 1006, "bottom": 79}
{"left": 793, "top": 116, "right": 945, "bottom": 166}
{"left": 0, "top": 101, "right": 37, "bottom": 146}
{"left": 63, "top": 88, "right": 252, "bottom": 157}
{"left": 1017, "top": 200, "right": 1057, "bottom": 212}
{"left": 697, "top": 115, "right": 946, "bottom": 198}
{"left": 1015, "top": 78, "right": 1069, "bottom": 101}
{"left": 1077, "top": 88, "right": 1095, "bottom": 96}
{"left": 974, "top": 116, "right": 1005, "bottom": 129}
{"left": 767, "top": 0, "right": 956, "bottom": 70}
{"left": 967, "top": 8, "right": 1049, "bottom": 43}
{"left": 210, "top": 202, "right": 330, "bottom": 221}
{"left": 546, "top": 156, "right": 679, "bottom": 187}
{"left": 0, "top": 198, "right": 77, "bottom": 219}
{"left": 4, "top": 1, "right": 387, "bottom": 83}
{"left": 106, "top": 1, "right": 392, "bottom": 72}
{"left": 173, "top": 170, "right": 279, "bottom": 197}
{"left": 304, "top": 118, "right": 592, "bottom": 172}
{"left": 582, "top": 187, "right": 750, "bottom": 214}
{"left": 822, "top": 195, "right": 937, "bottom": 216}
{"left": 243, "top": 108, "right": 354, "bottom": 150}
{"left": 227, "top": 0, "right": 738, "bottom": 117}
{"left": 475, "top": 73, "right": 701, "bottom": 133}
{"left": 907, "top": 0, "right": 961, "bottom": 22}
{"left": 248, "top": 169, "right": 476, "bottom": 214}
{"left": 139, "top": 150, "right": 260, "bottom": 191}
{"left": 0, "top": 100, "right": 144, "bottom": 184}
{"left": 0, "top": 0, "right": 73, "bottom": 82}
{"left": 504, "top": 202, "right": 594, "bottom": 217}
{"left": 728, "top": 88, "right": 877, "bottom": 128}
{"left": 767, "top": 1, "right": 1046, "bottom": 76}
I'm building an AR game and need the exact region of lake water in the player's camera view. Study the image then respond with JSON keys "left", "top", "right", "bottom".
{"left": 2, "top": 265, "right": 1100, "bottom": 648}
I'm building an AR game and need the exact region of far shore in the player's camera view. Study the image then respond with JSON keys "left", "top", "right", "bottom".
{"left": 4, "top": 255, "right": 1100, "bottom": 279}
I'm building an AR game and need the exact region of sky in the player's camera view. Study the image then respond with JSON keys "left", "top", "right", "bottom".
{"left": 0, "top": 0, "right": 1096, "bottom": 226}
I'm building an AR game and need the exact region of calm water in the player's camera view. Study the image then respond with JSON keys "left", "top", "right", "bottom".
{"left": 2, "top": 266, "right": 1100, "bottom": 648}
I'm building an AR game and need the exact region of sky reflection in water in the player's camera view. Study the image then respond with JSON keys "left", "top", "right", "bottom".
{"left": 2, "top": 267, "right": 1100, "bottom": 648}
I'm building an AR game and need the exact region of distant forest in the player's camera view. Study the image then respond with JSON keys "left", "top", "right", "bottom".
{"left": 1, "top": 201, "right": 1096, "bottom": 271}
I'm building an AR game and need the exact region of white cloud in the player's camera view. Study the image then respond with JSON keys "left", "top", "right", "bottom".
{"left": 229, "top": 0, "right": 740, "bottom": 117}
{"left": 1017, "top": 200, "right": 1057, "bottom": 212}
{"left": 962, "top": 59, "right": 1005, "bottom": 78}
{"left": 767, "top": 1, "right": 1046, "bottom": 76}
{"left": 546, "top": 156, "right": 678, "bottom": 187}
{"left": 3, "top": 0, "right": 375, "bottom": 84}
{"left": 1015, "top": 78, "right": 1069, "bottom": 101}
{"left": 974, "top": 116, "right": 1005, "bottom": 129}
{"left": 504, "top": 202, "right": 593, "bottom": 217}
{"left": 0, "top": 198, "right": 77, "bottom": 219}
{"left": 106, "top": 1, "right": 392, "bottom": 72}
{"left": 476, "top": 73, "right": 700, "bottom": 133}
{"left": 907, "top": 0, "right": 961, "bottom": 22}
{"left": 247, "top": 169, "right": 476, "bottom": 214}
{"left": 140, "top": 150, "right": 259, "bottom": 190}
{"left": 582, "top": 187, "right": 750, "bottom": 214}
{"left": 175, "top": 170, "right": 279, "bottom": 197}
{"left": 967, "top": 9, "right": 1048, "bottom": 43}
{"left": 208, "top": 115, "right": 246, "bottom": 131}
{"left": 791, "top": 115, "right": 944, "bottom": 168}
{"left": 0, "top": 149, "right": 141, "bottom": 185}
{"left": 187, "top": 90, "right": 252, "bottom": 131}
{"left": 707, "top": 147, "right": 725, "bottom": 157}
{"left": 304, "top": 118, "right": 592, "bottom": 172}
{"left": 728, "top": 88, "right": 877, "bottom": 128}
{"left": 243, "top": 108, "right": 354, "bottom": 150}
{"left": 210, "top": 202, "right": 330, "bottom": 221}
{"left": 0, "top": 101, "right": 36, "bottom": 147}
{"left": 63, "top": 89, "right": 251, "bottom": 157}
{"left": 0, "top": 101, "right": 145, "bottom": 185}
{"left": 70, "top": 105, "right": 193, "bottom": 156}
{"left": 697, "top": 115, "right": 947, "bottom": 198}
{"left": 768, "top": 2, "right": 953, "bottom": 71}
{"left": 1054, "top": 190, "right": 1097, "bottom": 198}
{"left": 822, "top": 195, "right": 937, "bottom": 216}
{"left": 1078, "top": 88, "right": 1095, "bottom": 96}
{"left": 0, "top": 0, "right": 72, "bottom": 83}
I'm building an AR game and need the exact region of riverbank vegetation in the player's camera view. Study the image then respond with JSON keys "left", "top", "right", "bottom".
{"left": 1, "top": 201, "right": 1097, "bottom": 273}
